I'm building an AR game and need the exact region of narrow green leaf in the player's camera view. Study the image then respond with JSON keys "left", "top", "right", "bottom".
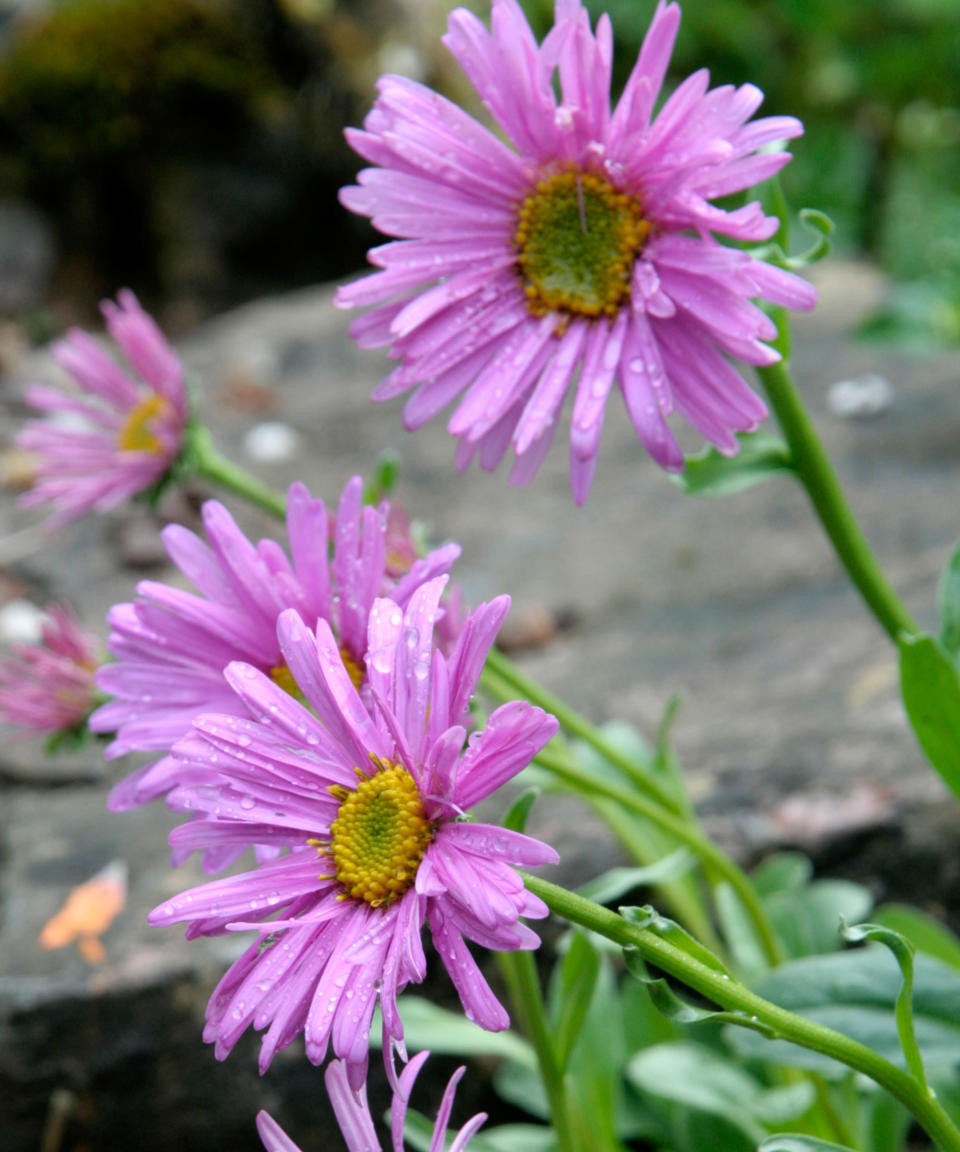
{"left": 460, "top": 1124, "right": 557, "bottom": 1152}
{"left": 842, "top": 921, "right": 927, "bottom": 1091}
{"left": 620, "top": 905, "right": 731, "bottom": 976}
{"left": 758, "top": 1137, "right": 855, "bottom": 1152}
{"left": 548, "top": 930, "right": 601, "bottom": 1071}
{"left": 898, "top": 633, "right": 960, "bottom": 800}
{"left": 752, "top": 851, "right": 813, "bottom": 897}
{"left": 577, "top": 850, "right": 697, "bottom": 904}
{"left": 369, "top": 997, "right": 535, "bottom": 1067}
{"left": 622, "top": 949, "right": 775, "bottom": 1038}
{"left": 503, "top": 787, "right": 540, "bottom": 834}
{"left": 937, "top": 537, "right": 960, "bottom": 657}
{"left": 674, "top": 432, "right": 792, "bottom": 498}
{"left": 789, "top": 208, "right": 836, "bottom": 268}
{"left": 873, "top": 903, "right": 960, "bottom": 972}
{"left": 715, "top": 881, "right": 770, "bottom": 982}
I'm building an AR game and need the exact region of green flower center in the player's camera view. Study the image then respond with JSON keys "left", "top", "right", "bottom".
{"left": 323, "top": 760, "right": 434, "bottom": 908}
{"left": 118, "top": 394, "right": 173, "bottom": 454}
{"left": 515, "top": 169, "right": 649, "bottom": 320}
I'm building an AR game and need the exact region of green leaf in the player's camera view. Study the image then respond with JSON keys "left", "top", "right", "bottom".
{"left": 460, "top": 1125, "right": 557, "bottom": 1152}
{"left": 674, "top": 432, "right": 793, "bottom": 498}
{"left": 502, "top": 787, "right": 540, "bottom": 834}
{"left": 363, "top": 451, "right": 401, "bottom": 503}
{"left": 898, "top": 633, "right": 960, "bottom": 801}
{"left": 937, "top": 537, "right": 960, "bottom": 657}
{"left": 620, "top": 905, "right": 732, "bottom": 977}
{"left": 623, "top": 948, "right": 775, "bottom": 1037}
{"left": 548, "top": 930, "right": 601, "bottom": 1071}
{"left": 873, "top": 903, "right": 960, "bottom": 972}
{"left": 369, "top": 997, "right": 535, "bottom": 1067}
{"left": 758, "top": 1137, "right": 856, "bottom": 1152}
{"left": 715, "top": 881, "right": 771, "bottom": 983}
{"left": 577, "top": 849, "right": 697, "bottom": 905}
{"left": 789, "top": 208, "right": 836, "bottom": 269}
{"left": 765, "top": 879, "right": 874, "bottom": 958}
{"left": 841, "top": 921, "right": 927, "bottom": 1091}
{"left": 725, "top": 947, "right": 960, "bottom": 1075}
{"left": 626, "top": 1042, "right": 814, "bottom": 1147}
{"left": 752, "top": 852, "right": 813, "bottom": 897}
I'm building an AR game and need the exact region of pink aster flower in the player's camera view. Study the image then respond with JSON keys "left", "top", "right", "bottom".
{"left": 18, "top": 289, "right": 187, "bottom": 526}
{"left": 148, "top": 577, "right": 559, "bottom": 1084}
{"left": 257, "top": 1052, "right": 486, "bottom": 1152}
{"left": 90, "top": 476, "right": 460, "bottom": 836}
{"left": 0, "top": 603, "right": 100, "bottom": 739}
{"left": 336, "top": 0, "right": 817, "bottom": 503}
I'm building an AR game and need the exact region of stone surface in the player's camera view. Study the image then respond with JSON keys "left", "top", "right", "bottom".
{"left": 2, "top": 259, "right": 960, "bottom": 1148}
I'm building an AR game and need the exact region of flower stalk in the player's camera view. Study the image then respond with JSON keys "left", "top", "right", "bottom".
{"left": 525, "top": 874, "right": 960, "bottom": 1152}
{"left": 757, "top": 357, "right": 917, "bottom": 643}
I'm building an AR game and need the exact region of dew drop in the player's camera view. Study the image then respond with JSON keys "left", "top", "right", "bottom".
{"left": 240, "top": 796, "right": 256, "bottom": 810}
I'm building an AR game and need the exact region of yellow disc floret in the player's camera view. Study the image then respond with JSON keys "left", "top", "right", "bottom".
{"left": 326, "top": 760, "right": 433, "bottom": 907}
{"left": 338, "top": 645, "right": 365, "bottom": 692}
{"left": 269, "top": 662, "right": 303, "bottom": 700}
{"left": 515, "top": 169, "right": 649, "bottom": 320}
{"left": 118, "top": 394, "right": 174, "bottom": 454}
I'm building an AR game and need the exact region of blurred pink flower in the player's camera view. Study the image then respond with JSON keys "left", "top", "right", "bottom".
{"left": 18, "top": 289, "right": 187, "bottom": 525}
{"left": 0, "top": 604, "right": 99, "bottom": 738}
{"left": 337, "top": 0, "right": 817, "bottom": 503}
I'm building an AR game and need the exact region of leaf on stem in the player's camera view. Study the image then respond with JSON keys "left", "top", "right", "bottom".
{"left": 758, "top": 1137, "right": 856, "bottom": 1152}
{"left": 674, "top": 432, "right": 793, "bottom": 497}
{"left": 898, "top": 633, "right": 960, "bottom": 801}
{"left": 841, "top": 920, "right": 927, "bottom": 1092}
{"left": 937, "top": 537, "right": 960, "bottom": 657}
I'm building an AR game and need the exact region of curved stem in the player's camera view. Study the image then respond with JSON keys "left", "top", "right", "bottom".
{"left": 190, "top": 427, "right": 288, "bottom": 520}
{"left": 757, "top": 359, "right": 917, "bottom": 643}
{"left": 496, "top": 950, "right": 578, "bottom": 1152}
{"left": 532, "top": 743, "right": 784, "bottom": 967}
{"left": 524, "top": 875, "right": 960, "bottom": 1152}
{"left": 483, "top": 647, "right": 685, "bottom": 815}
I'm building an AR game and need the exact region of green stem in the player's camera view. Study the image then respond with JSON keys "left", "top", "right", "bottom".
{"left": 190, "top": 427, "right": 288, "bottom": 520}
{"left": 757, "top": 359, "right": 917, "bottom": 643}
{"left": 496, "top": 950, "right": 578, "bottom": 1152}
{"left": 533, "top": 743, "right": 784, "bottom": 967}
{"left": 524, "top": 875, "right": 960, "bottom": 1152}
{"left": 483, "top": 647, "right": 685, "bottom": 815}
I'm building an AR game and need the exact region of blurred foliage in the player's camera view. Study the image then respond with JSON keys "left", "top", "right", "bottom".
{"left": 0, "top": 0, "right": 277, "bottom": 167}
{"left": 2, "top": 0, "right": 959, "bottom": 343}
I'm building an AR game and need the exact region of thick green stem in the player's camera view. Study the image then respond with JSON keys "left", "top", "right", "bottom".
{"left": 532, "top": 743, "right": 783, "bottom": 967}
{"left": 496, "top": 950, "right": 578, "bottom": 1152}
{"left": 524, "top": 875, "right": 960, "bottom": 1152}
{"left": 483, "top": 647, "right": 685, "bottom": 815}
{"left": 191, "top": 427, "right": 288, "bottom": 520}
{"left": 757, "top": 359, "right": 917, "bottom": 643}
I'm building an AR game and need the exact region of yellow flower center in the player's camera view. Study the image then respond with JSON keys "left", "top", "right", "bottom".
{"left": 118, "top": 394, "right": 174, "bottom": 454}
{"left": 269, "top": 662, "right": 302, "bottom": 699}
{"left": 324, "top": 760, "right": 433, "bottom": 908}
{"left": 515, "top": 169, "right": 649, "bottom": 320}
{"left": 338, "top": 645, "right": 365, "bottom": 692}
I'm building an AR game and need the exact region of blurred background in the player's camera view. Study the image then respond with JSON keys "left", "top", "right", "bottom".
{"left": 0, "top": 0, "right": 959, "bottom": 342}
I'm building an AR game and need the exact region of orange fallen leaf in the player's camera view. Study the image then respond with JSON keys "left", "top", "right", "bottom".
{"left": 39, "top": 860, "right": 127, "bottom": 964}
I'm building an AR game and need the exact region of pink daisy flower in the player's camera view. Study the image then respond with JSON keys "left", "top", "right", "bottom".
{"left": 336, "top": 0, "right": 817, "bottom": 503}
{"left": 0, "top": 603, "right": 100, "bottom": 738}
{"left": 18, "top": 289, "right": 187, "bottom": 526}
{"left": 91, "top": 476, "right": 460, "bottom": 839}
{"left": 148, "top": 578, "right": 559, "bottom": 1084}
{"left": 257, "top": 1052, "right": 486, "bottom": 1152}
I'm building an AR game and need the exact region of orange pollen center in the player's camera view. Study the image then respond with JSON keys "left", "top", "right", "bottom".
{"left": 319, "top": 759, "right": 433, "bottom": 908}
{"left": 514, "top": 169, "right": 649, "bottom": 320}
{"left": 118, "top": 394, "right": 174, "bottom": 454}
